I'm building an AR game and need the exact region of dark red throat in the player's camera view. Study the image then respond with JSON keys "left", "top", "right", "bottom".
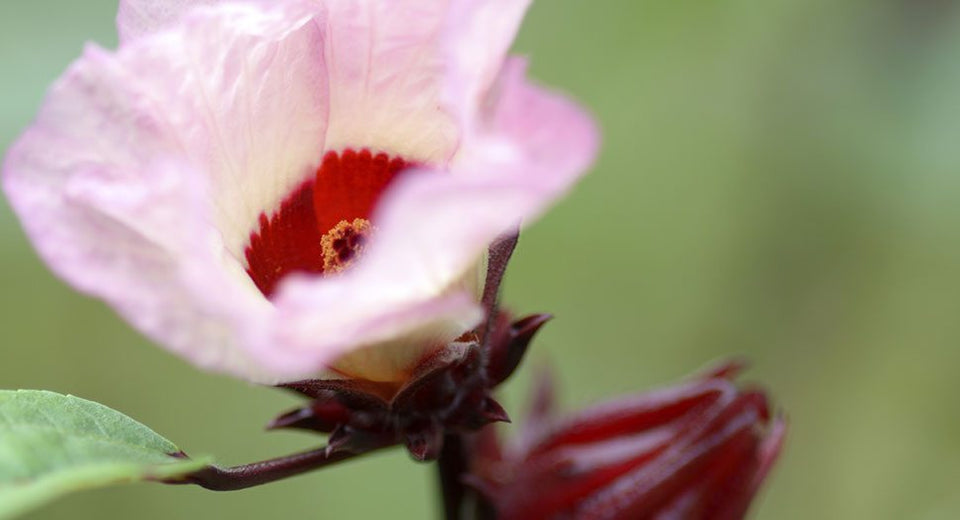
{"left": 244, "top": 148, "right": 413, "bottom": 297}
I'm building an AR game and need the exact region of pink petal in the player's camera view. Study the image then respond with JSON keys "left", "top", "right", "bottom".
{"left": 120, "top": 0, "right": 533, "bottom": 161}
{"left": 319, "top": 0, "right": 459, "bottom": 162}
{"left": 117, "top": 0, "right": 225, "bottom": 43}
{"left": 4, "top": 2, "right": 328, "bottom": 382}
{"left": 443, "top": 0, "right": 532, "bottom": 128}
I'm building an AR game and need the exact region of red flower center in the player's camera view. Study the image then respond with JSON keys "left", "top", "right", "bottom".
{"left": 244, "top": 148, "right": 413, "bottom": 297}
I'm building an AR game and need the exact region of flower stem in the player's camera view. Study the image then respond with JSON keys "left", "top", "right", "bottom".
{"left": 437, "top": 434, "right": 468, "bottom": 519}
{"left": 166, "top": 441, "right": 395, "bottom": 491}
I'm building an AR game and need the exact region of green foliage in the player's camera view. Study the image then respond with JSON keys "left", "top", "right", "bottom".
{"left": 0, "top": 390, "right": 208, "bottom": 519}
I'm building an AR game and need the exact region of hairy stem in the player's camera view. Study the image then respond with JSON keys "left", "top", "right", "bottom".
{"left": 166, "top": 441, "right": 395, "bottom": 491}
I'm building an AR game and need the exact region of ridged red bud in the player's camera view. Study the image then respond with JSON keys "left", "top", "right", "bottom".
{"left": 468, "top": 361, "right": 785, "bottom": 520}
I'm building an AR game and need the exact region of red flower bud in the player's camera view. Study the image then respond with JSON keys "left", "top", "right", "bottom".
{"left": 468, "top": 361, "right": 785, "bottom": 520}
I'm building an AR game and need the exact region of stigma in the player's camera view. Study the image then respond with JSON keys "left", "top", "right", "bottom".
{"left": 321, "top": 218, "right": 374, "bottom": 273}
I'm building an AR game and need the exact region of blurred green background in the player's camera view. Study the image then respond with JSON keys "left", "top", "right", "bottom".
{"left": 2, "top": 0, "right": 960, "bottom": 518}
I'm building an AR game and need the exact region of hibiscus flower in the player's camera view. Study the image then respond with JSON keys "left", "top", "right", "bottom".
{"left": 2, "top": 0, "right": 597, "bottom": 384}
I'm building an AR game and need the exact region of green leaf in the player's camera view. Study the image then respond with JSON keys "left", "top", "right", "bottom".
{"left": 0, "top": 390, "right": 210, "bottom": 519}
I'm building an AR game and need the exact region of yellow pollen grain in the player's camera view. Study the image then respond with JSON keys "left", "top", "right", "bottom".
{"left": 320, "top": 218, "right": 375, "bottom": 273}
